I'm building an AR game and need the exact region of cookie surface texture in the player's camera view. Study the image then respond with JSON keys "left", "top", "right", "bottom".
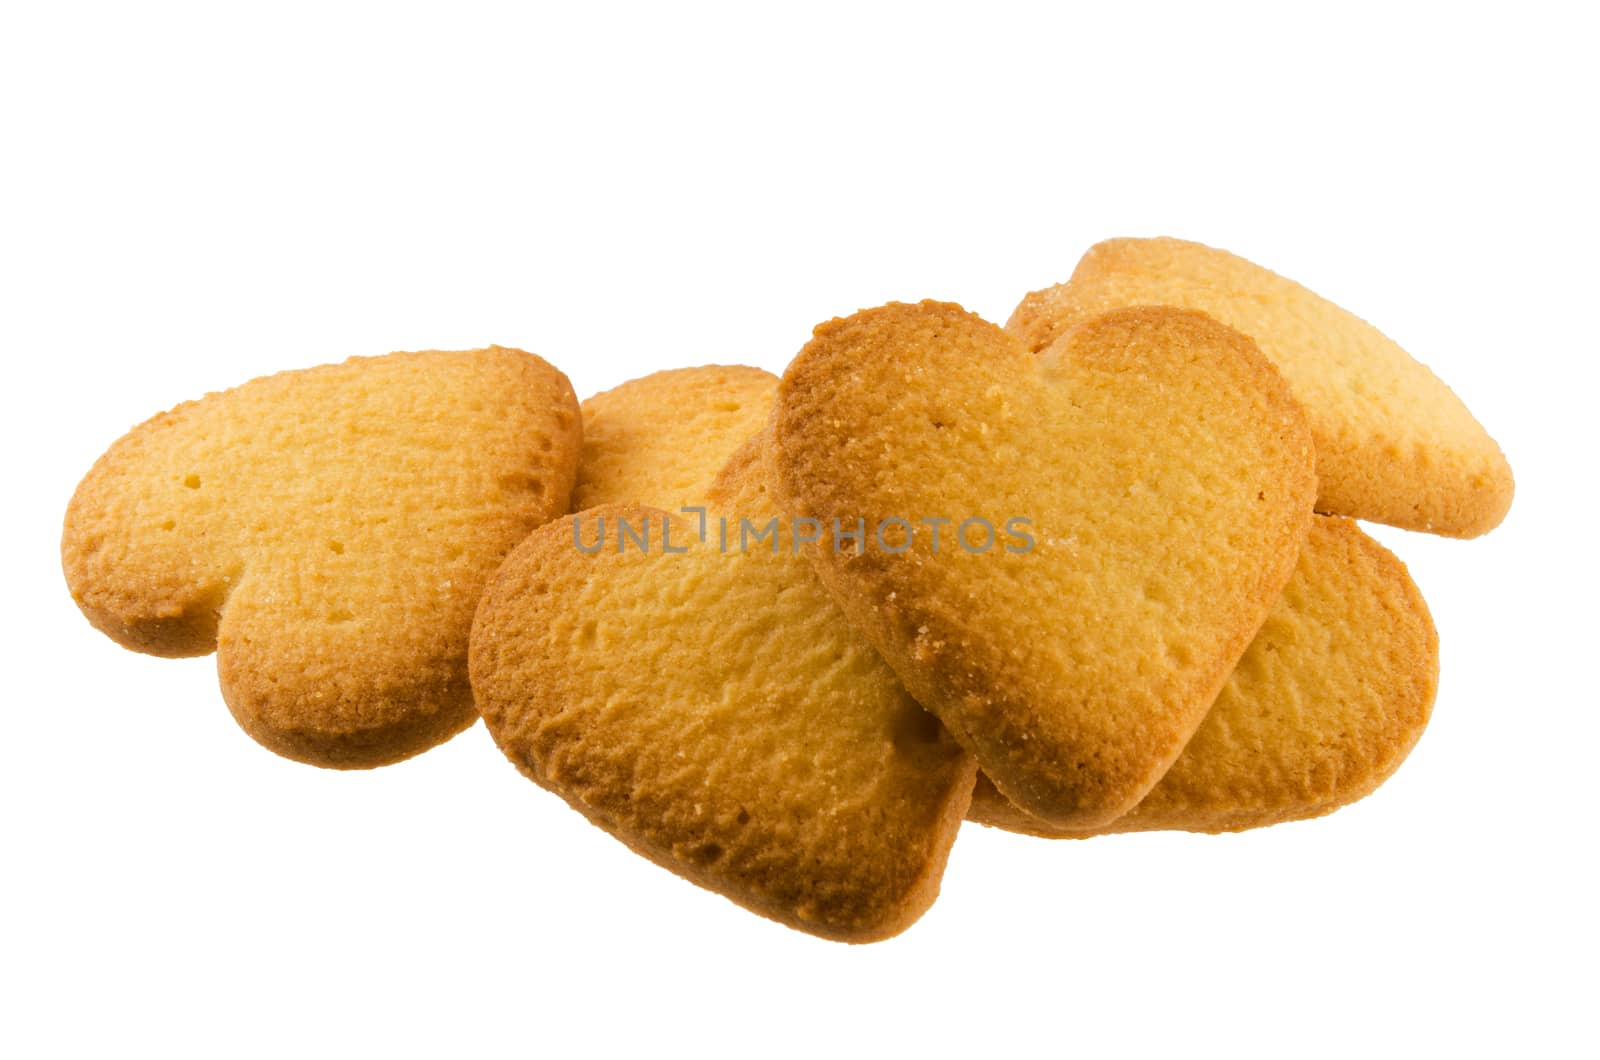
{"left": 62, "top": 346, "right": 581, "bottom": 768}
{"left": 469, "top": 442, "right": 975, "bottom": 943}
{"left": 768, "top": 301, "right": 1316, "bottom": 829}
{"left": 1007, "top": 237, "right": 1513, "bottom": 536}
{"left": 573, "top": 365, "right": 778, "bottom": 511}
{"left": 969, "top": 517, "right": 1439, "bottom": 835}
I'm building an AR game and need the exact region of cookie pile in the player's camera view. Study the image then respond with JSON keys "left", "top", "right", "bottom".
{"left": 62, "top": 237, "right": 1509, "bottom": 942}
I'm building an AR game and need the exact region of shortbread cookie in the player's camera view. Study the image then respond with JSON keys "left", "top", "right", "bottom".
{"left": 573, "top": 365, "right": 778, "bottom": 511}
{"left": 1007, "top": 237, "right": 1513, "bottom": 537}
{"left": 62, "top": 346, "right": 580, "bottom": 768}
{"left": 469, "top": 443, "right": 975, "bottom": 943}
{"left": 969, "top": 516, "right": 1439, "bottom": 835}
{"left": 768, "top": 301, "right": 1316, "bottom": 829}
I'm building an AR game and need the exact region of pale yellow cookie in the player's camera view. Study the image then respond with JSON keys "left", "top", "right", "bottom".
{"left": 573, "top": 365, "right": 778, "bottom": 511}
{"left": 470, "top": 441, "right": 975, "bottom": 942}
{"left": 1008, "top": 237, "right": 1513, "bottom": 536}
{"left": 62, "top": 346, "right": 580, "bottom": 768}
{"left": 969, "top": 516, "right": 1439, "bottom": 834}
{"left": 768, "top": 301, "right": 1316, "bottom": 829}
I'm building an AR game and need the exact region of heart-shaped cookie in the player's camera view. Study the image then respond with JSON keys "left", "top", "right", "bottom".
{"left": 62, "top": 346, "right": 580, "bottom": 767}
{"left": 469, "top": 443, "right": 975, "bottom": 942}
{"left": 768, "top": 301, "right": 1316, "bottom": 829}
{"left": 573, "top": 365, "right": 778, "bottom": 511}
{"left": 1008, "top": 237, "right": 1513, "bottom": 537}
{"left": 969, "top": 516, "right": 1439, "bottom": 835}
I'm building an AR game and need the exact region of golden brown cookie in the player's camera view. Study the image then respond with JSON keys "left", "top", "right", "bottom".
{"left": 768, "top": 301, "right": 1316, "bottom": 830}
{"left": 969, "top": 516, "right": 1439, "bottom": 835}
{"left": 1008, "top": 237, "right": 1513, "bottom": 537}
{"left": 469, "top": 441, "right": 975, "bottom": 943}
{"left": 62, "top": 346, "right": 580, "bottom": 768}
{"left": 573, "top": 365, "right": 778, "bottom": 511}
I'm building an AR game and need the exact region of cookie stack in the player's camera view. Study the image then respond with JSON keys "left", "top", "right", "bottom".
{"left": 61, "top": 237, "right": 1511, "bottom": 942}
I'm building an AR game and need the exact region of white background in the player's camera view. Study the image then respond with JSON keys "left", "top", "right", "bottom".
{"left": 3, "top": 3, "right": 1594, "bottom": 1057}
